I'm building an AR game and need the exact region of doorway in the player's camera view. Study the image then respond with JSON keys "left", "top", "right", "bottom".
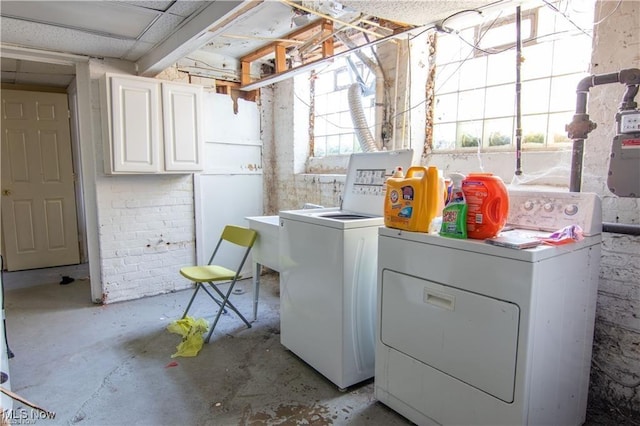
{"left": 1, "top": 89, "right": 81, "bottom": 271}
{"left": 0, "top": 52, "right": 99, "bottom": 302}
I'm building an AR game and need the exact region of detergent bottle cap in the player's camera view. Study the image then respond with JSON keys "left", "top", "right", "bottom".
{"left": 392, "top": 166, "right": 404, "bottom": 178}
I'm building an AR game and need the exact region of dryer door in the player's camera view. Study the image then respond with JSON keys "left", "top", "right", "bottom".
{"left": 380, "top": 270, "right": 520, "bottom": 402}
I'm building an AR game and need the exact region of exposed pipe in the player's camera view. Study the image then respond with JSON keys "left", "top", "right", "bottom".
{"left": 566, "top": 70, "right": 635, "bottom": 192}
{"left": 565, "top": 68, "right": 640, "bottom": 236}
{"left": 514, "top": 6, "right": 523, "bottom": 176}
{"left": 602, "top": 222, "right": 640, "bottom": 236}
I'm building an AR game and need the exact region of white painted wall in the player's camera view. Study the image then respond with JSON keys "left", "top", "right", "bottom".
{"left": 261, "top": 0, "right": 639, "bottom": 413}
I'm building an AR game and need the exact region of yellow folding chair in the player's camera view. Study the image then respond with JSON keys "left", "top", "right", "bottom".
{"left": 180, "top": 225, "right": 257, "bottom": 343}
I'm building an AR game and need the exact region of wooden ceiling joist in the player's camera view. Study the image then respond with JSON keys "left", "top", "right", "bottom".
{"left": 239, "top": 18, "right": 334, "bottom": 86}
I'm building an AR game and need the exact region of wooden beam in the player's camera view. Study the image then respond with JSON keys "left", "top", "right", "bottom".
{"left": 241, "top": 61, "right": 251, "bottom": 86}
{"left": 321, "top": 20, "right": 334, "bottom": 58}
{"left": 239, "top": 19, "right": 328, "bottom": 64}
{"left": 275, "top": 44, "right": 287, "bottom": 73}
{"left": 284, "top": 18, "right": 327, "bottom": 41}
{"left": 240, "top": 29, "right": 408, "bottom": 91}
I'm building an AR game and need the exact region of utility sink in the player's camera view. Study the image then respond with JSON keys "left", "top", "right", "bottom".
{"left": 246, "top": 215, "right": 280, "bottom": 271}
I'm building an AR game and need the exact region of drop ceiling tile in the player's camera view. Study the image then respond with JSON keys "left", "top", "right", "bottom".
{"left": 122, "top": 41, "right": 156, "bottom": 62}
{"left": 139, "top": 13, "right": 186, "bottom": 43}
{"left": 341, "top": 0, "right": 498, "bottom": 26}
{"left": 0, "top": 1, "right": 160, "bottom": 39}
{"left": 119, "top": 0, "right": 206, "bottom": 17}
{"left": 165, "top": 1, "right": 209, "bottom": 18}
{"left": 121, "top": 1, "right": 175, "bottom": 13}
{"left": 1, "top": 17, "right": 139, "bottom": 60}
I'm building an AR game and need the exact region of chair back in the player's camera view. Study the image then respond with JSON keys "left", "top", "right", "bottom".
{"left": 221, "top": 225, "right": 257, "bottom": 248}
{"left": 206, "top": 225, "right": 257, "bottom": 268}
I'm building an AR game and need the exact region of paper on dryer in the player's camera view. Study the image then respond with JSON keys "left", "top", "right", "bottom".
{"left": 485, "top": 234, "right": 542, "bottom": 249}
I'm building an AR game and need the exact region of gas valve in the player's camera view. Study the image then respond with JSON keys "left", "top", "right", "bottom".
{"left": 566, "top": 113, "right": 597, "bottom": 140}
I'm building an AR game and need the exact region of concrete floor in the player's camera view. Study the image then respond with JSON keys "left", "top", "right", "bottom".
{"left": 1, "top": 265, "right": 627, "bottom": 425}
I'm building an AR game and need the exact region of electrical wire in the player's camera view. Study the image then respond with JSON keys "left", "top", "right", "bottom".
{"left": 542, "top": 0, "right": 591, "bottom": 37}
{"left": 294, "top": 88, "right": 376, "bottom": 132}
{"left": 302, "top": 0, "right": 599, "bottom": 150}
{"left": 441, "top": 8, "right": 484, "bottom": 28}
{"left": 381, "top": 0, "right": 597, "bottom": 149}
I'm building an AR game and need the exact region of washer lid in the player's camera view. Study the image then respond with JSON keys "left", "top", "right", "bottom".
{"left": 342, "top": 149, "right": 413, "bottom": 217}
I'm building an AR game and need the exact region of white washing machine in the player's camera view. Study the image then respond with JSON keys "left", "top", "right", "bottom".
{"left": 279, "top": 149, "right": 412, "bottom": 390}
{"left": 375, "top": 190, "right": 602, "bottom": 426}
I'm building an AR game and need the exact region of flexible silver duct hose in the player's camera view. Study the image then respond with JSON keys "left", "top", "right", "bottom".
{"left": 348, "top": 83, "right": 378, "bottom": 152}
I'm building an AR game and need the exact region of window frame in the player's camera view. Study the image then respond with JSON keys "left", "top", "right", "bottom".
{"left": 431, "top": 2, "right": 594, "bottom": 153}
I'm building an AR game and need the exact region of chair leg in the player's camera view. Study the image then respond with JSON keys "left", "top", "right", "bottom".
{"left": 253, "top": 262, "right": 261, "bottom": 321}
{"left": 204, "top": 280, "right": 252, "bottom": 343}
{"left": 199, "top": 284, "right": 227, "bottom": 314}
{"left": 182, "top": 283, "right": 202, "bottom": 318}
{"left": 207, "top": 282, "right": 252, "bottom": 327}
{"left": 205, "top": 301, "right": 225, "bottom": 343}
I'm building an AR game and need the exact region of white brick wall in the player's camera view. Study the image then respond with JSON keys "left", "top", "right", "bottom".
{"left": 587, "top": 0, "right": 640, "bottom": 413}
{"left": 89, "top": 59, "right": 198, "bottom": 303}
{"left": 96, "top": 175, "right": 196, "bottom": 303}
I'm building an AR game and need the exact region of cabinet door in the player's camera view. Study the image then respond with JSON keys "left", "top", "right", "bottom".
{"left": 162, "top": 83, "right": 203, "bottom": 171}
{"left": 110, "top": 76, "right": 162, "bottom": 173}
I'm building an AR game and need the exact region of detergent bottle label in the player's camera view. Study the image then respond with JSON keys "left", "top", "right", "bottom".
{"left": 384, "top": 166, "right": 439, "bottom": 233}
{"left": 461, "top": 173, "right": 509, "bottom": 239}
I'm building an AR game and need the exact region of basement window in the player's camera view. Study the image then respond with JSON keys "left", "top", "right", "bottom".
{"left": 431, "top": 0, "right": 595, "bottom": 152}
{"left": 311, "top": 55, "right": 376, "bottom": 157}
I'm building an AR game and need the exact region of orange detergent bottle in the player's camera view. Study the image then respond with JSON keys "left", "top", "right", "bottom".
{"left": 461, "top": 173, "right": 509, "bottom": 239}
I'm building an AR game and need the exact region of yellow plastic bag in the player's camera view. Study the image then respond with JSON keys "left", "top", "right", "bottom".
{"left": 167, "top": 316, "right": 209, "bottom": 358}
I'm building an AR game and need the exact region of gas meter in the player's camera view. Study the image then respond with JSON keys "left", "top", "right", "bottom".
{"left": 608, "top": 109, "right": 640, "bottom": 197}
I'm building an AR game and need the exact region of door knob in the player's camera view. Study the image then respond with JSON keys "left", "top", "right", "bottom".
{"left": 2, "top": 189, "right": 11, "bottom": 196}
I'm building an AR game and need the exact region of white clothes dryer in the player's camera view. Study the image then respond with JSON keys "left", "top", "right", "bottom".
{"left": 375, "top": 190, "right": 602, "bottom": 425}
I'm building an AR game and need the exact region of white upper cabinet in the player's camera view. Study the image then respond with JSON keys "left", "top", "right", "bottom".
{"left": 101, "top": 73, "right": 203, "bottom": 174}
{"left": 162, "top": 83, "right": 203, "bottom": 172}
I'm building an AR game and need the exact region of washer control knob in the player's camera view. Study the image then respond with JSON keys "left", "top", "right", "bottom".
{"left": 524, "top": 201, "right": 534, "bottom": 210}
{"left": 564, "top": 204, "right": 579, "bottom": 216}
{"left": 543, "top": 203, "right": 554, "bottom": 212}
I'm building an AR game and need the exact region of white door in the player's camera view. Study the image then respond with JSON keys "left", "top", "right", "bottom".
{"left": 195, "top": 94, "right": 262, "bottom": 269}
{"left": 1, "top": 90, "right": 80, "bottom": 271}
